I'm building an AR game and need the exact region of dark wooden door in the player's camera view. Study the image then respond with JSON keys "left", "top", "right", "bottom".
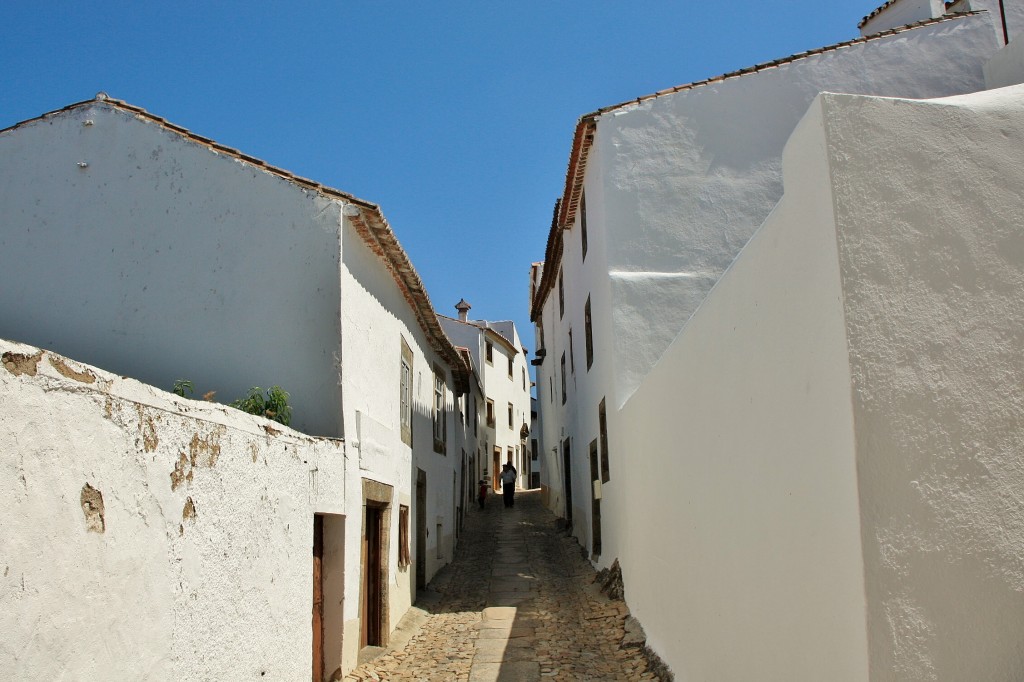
{"left": 312, "top": 514, "right": 324, "bottom": 681}
{"left": 492, "top": 449, "right": 501, "bottom": 491}
{"left": 361, "top": 506, "right": 382, "bottom": 647}
{"left": 562, "top": 438, "right": 573, "bottom": 522}
{"left": 589, "top": 440, "right": 602, "bottom": 557}
{"left": 416, "top": 469, "right": 427, "bottom": 590}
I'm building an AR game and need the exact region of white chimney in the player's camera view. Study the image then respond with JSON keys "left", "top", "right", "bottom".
{"left": 455, "top": 298, "right": 471, "bottom": 322}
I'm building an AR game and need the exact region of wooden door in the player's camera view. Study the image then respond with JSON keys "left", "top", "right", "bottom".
{"left": 313, "top": 515, "right": 324, "bottom": 681}
{"left": 562, "top": 438, "right": 573, "bottom": 522}
{"left": 589, "top": 440, "right": 602, "bottom": 558}
{"left": 492, "top": 448, "right": 501, "bottom": 491}
{"left": 415, "top": 469, "right": 427, "bottom": 590}
{"left": 361, "top": 506, "right": 382, "bottom": 647}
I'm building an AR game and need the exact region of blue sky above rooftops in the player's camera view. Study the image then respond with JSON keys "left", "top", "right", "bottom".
{"left": 1, "top": 1, "right": 872, "bottom": 389}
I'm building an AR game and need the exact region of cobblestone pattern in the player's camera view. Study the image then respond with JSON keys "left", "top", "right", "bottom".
{"left": 344, "top": 489, "right": 661, "bottom": 682}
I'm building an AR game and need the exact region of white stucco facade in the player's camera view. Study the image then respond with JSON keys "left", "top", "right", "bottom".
{"left": 614, "top": 85, "right": 1024, "bottom": 680}
{"left": 0, "top": 98, "right": 470, "bottom": 680}
{"left": 439, "top": 314, "right": 532, "bottom": 491}
{"left": 532, "top": 1, "right": 1014, "bottom": 570}
{"left": 0, "top": 339, "right": 345, "bottom": 680}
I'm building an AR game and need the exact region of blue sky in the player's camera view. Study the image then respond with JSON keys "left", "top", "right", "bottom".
{"left": 1, "top": 1, "right": 873, "bottom": 372}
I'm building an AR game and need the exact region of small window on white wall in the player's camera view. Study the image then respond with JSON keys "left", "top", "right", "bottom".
{"left": 432, "top": 365, "right": 447, "bottom": 454}
{"left": 400, "top": 337, "right": 413, "bottom": 447}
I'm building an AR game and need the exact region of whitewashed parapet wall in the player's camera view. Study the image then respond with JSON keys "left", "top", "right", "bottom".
{"left": 0, "top": 338, "right": 345, "bottom": 680}
{"left": 616, "top": 85, "right": 1024, "bottom": 680}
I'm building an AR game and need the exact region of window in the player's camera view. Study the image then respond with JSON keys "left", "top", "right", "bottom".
{"left": 400, "top": 337, "right": 413, "bottom": 447}
{"left": 522, "top": 367, "right": 526, "bottom": 391}
{"left": 531, "top": 438, "right": 538, "bottom": 461}
{"left": 398, "top": 505, "right": 411, "bottom": 567}
{"left": 558, "top": 272, "right": 565, "bottom": 319}
{"left": 432, "top": 365, "right": 447, "bottom": 454}
{"left": 508, "top": 355, "right": 513, "bottom": 379}
{"left": 585, "top": 296, "right": 594, "bottom": 371}
{"left": 568, "top": 329, "right": 575, "bottom": 374}
{"left": 508, "top": 402, "right": 514, "bottom": 429}
{"left": 560, "top": 352, "right": 567, "bottom": 404}
{"left": 472, "top": 397, "right": 478, "bottom": 436}
{"left": 581, "top": 191, "right": 588, "bottom": 261}
{"left": 549, "top": 376, "right": 553, "bottom": 403}
{"left": 486, "top": 399, "right": 495, "bottom": 427}
{"left": 599, "top": 398, "right": 610, "bottom": 483}
{"left": 485, "top": 341, "right": 493, "bottom": 364}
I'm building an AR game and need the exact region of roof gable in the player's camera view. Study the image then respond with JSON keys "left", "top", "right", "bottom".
{"left": 1, "top": 94, "right": 470, "bottom": 394}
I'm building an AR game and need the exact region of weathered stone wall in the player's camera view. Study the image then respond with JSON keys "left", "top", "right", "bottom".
{"left": 0, "top": 338, "right": 346, "bottom": 680}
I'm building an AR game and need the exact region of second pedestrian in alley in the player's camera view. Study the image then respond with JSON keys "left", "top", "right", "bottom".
{"left": 501, "top": 463, "right": 516, "bottom": 508}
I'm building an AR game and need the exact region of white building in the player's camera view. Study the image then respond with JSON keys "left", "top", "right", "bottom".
{"left": 531, "top": 0, "right": 1024, "bottom": 675}
{"left": 0, "top": 96, "right": 470, "bottom": 680}
{"left": 618, "top": 81, "right": 1024, "bottom": 681}
{"left": 531, "top": 0, "right": 1017, "bottom": 562}
{"left": 439, "top": 302, "right": 533, "bottom": 493}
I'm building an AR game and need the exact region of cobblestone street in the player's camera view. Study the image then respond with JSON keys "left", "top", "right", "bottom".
{"left": 344, "top": 489, "right": 660, "bottom": 682}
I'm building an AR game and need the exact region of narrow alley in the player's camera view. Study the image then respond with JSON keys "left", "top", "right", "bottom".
{"left": 344, "top": 490, "right": 661, "bottom": 682}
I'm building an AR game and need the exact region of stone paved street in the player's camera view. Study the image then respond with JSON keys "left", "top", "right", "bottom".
{"left": 344, "top": 489, "right": 660, "bottom": 682}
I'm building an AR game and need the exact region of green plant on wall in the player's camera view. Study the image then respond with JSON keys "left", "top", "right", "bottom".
{"left": 172, "top": 379, "right": 195, "bottom": 398}
{"left": 230, "top": 386, "right": 293, "bottom": 426}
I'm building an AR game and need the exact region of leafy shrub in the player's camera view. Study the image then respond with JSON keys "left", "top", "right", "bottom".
{"left": 172, "top": 379, "right": 195, "bottom": 398}
{"left": 229, "top": 386, "right": 292, "bottom": 426}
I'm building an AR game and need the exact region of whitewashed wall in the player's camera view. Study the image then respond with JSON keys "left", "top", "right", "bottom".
{"left": 948, "top": 0, "right": 1024, "bottom": 44}
{"left": 615, "top": 99, "right": 867, "bottom": 680}
{"left": 828, "top": 86, "right": 1024, "bottom": 681}
{"left": 0, "top": 102, "right": 344, "bottom": 436}
{"left": 537, "top": 9, "right": 1006, "bottom": 572}
{"left": 597, "top": 13, "right": 999, "bottom": 410}
{"left": 614, "top": 87, "right": 1024, "bottom": 680}
{"left": 984, "top": 28, "right": 1024, "bottom": 86}
{"left": 859, "top": 0, "right": 945, "bottom": 35}
{"left": 0, "top": 339, "right": 345, "bottom": 681}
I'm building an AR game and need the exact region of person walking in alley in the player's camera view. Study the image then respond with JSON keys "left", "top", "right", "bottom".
{"left": 500, "top": 463, "right": 516, "bottom": 508}
{"left": 478, "top": 479, "right": 488, "bottom": 510}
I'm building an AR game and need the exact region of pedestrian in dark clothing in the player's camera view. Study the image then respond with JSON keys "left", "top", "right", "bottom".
{"left": 478, "top": 479, "right": 488, "bottom": 510}
{"left": 500, "top": 463, "right": 517, "bottom": 508}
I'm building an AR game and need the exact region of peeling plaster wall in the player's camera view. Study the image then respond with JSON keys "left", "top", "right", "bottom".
{"left": 0, "top": 339, "right": 345, "bottom": 680}
{"left": 616, "top": 98, "right": 867, "bottom": 680}
{"left": 825, "top": 87, "right": 1024, "bottom": 681}
{"left": 0, "top": 103, "right": 344, "bottom": 436}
